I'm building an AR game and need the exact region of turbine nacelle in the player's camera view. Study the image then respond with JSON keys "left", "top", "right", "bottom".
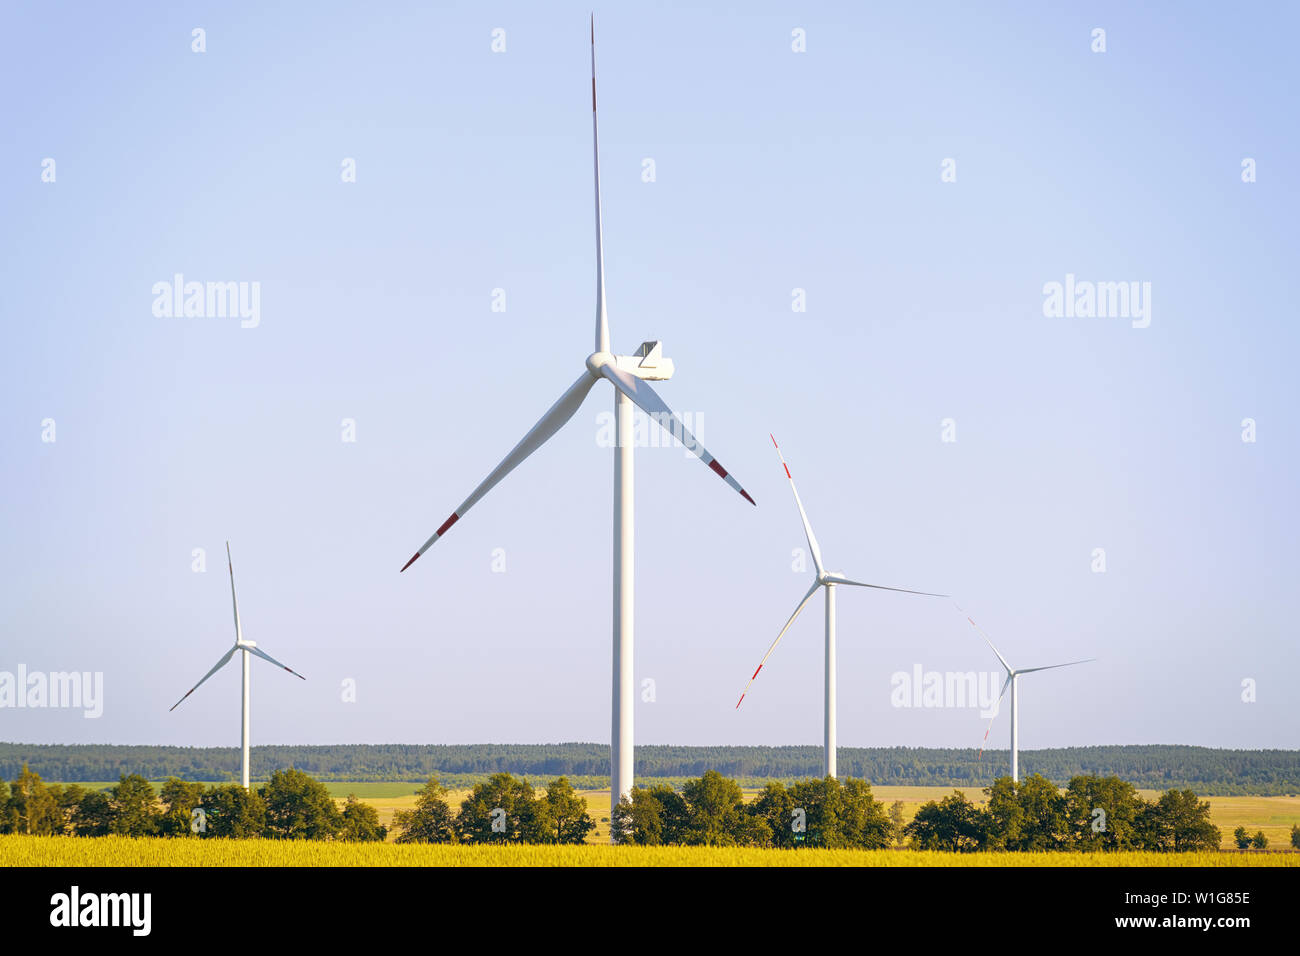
{"left": 586, "top": 341, "right": 675, "bottom": 382}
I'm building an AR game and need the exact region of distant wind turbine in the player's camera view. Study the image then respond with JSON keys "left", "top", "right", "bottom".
{"left": 963, "top": 610, "right": 1094, "bottom": 783}
{"left": 736, "top": 435, "right": 945, "bottom": 777}
{"left": 169, "top": 542, "right": 306, "bottom": 789}
{"left": 399, "top": 18, "right": 755, "bottom": 832}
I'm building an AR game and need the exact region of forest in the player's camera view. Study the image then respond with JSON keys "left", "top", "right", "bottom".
{"left": 2, "top": 742, "right": 1297, "bottom": 794}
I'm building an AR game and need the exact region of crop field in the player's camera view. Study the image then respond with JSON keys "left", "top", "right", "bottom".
{"left": 2, "top": 835, "right": 1296, "bottom": 867}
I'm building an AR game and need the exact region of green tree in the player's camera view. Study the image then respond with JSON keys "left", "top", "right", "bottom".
{"left": 544, "top": 777, "right": 595, "bottom": 844}
{"left": 10, "top": 764, "right": 60, "bottom": 835}
{"left": 681, "top": 770, "right": 747, "bottom": 846}
{"left": 260, "top": 769, "right": 343, "bottom": 840}
{"left": 1065, "top": 775, "right": 1143, "bottom": 851}
{"left": 611, "top": 784, "right": 684, "bottom": 845}
{"left": 838, "top": 778, "right": 893, "bottom": 849}
{"left": 1291, "top": 824, "right": 1300, "bottom": 850}
{"left": 788, "top": 777, "right": 849, "bottom": 848}
{"left": 1142, "top": 790, "right": 1220, "bottom": 852}
{"left": 1251, "top": 830, "right": 1268, "bottom": 850}
{"left": 1015, "top": 774, "right": 1068, "bottom": 850}
{"left": 888, "top": 800, "right": 906, "bottom": 846}
{"left": 205, "top": 784, "right": 266, "bottom": 838}
{"left": 158, "top": 778, "right": 207, "bottom": 837}
{"left": 904, "top": 790, "right": 989, "bottom": 852}
{"left": 1233, "top": 826, "right": 1251, "bottom": 849}
{"left": 54, "top": 784, "right": 84, "bottom": 834}
{"left": 339, "top": 795, "right": 387, "bottom": 842}
{"left": 72, "top": 790, "right": 113, "bottom": 837}
{"left": 650, "top": 784, "right": 690, "bottom": 844}
{"left": 749, "top": 782, "right": 796, "bottom": 848}
{"left": 394, "top": 777, "right": 457, "bottom": 844}
{"left": 456, "top": 773, "right": 552, "bottom": 844}
{"left": 984, "top": 777, "right": 1025, "bottom": 850}
{"left": 109, "top": 774, "right": 160, "bottom": 836}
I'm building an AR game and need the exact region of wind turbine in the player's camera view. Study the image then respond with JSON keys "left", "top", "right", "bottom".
{"left": 170, "top": 542, "right": 306, "bottom": 789}
{"left": 736, "top": 435, "right": 944, "bottom": 778}
{"left": 962, "top": 610, "right": 1094, "bottom": 783}
{"left": 398, "top": 19, "right": 755, "bottom": 832}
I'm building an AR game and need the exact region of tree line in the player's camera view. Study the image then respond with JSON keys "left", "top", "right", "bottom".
{"left": 4, "top": 742, "right": 1298, "bottom": 794}
{"left": 0, "top": 764, "right": 387, "bottom": 841}
{"left": 906, "top": 775, "right": 1228, "bottom": 852}
{"left": 8, "top": 761, "right": 1298, "bottom": 852}
{"left": 394, "top": 770, "right": 1280, "bottom": 852}
{"left": 0, "top": 763, "right": 597, "bottom": 846}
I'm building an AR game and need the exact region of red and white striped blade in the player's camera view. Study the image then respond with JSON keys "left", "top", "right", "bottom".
{"left": 244, "top": 643, "right": 306, "bottom": 680}
{"left": 977, "top": 673, "right": 1012, "bottom": 755}
{"left": 401, "top": 371, "right": 599, "bottom": 571}
{"left": 735, "top": 581, "right": 821, "bottom": 708}
{"left": 769, "top": 434, "right": 824, "bottom": 575}
{"left": 169, "top": 645, "right": 238, "bottom": 712}
{"left": 958, "top": 605, "right": 1012, "bottom": 674}
{"left": 599, "top": 363, "right": 755, "bottom": 506}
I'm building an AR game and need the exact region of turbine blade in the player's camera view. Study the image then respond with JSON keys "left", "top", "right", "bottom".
{"left": 226, "top": 541, "right": 242, "bottom": 642}
{"left": 958, "top": 606, "right": 1013, "bottom": 675}
{"left": 169, "top": 646, "right": 238, "bottom": 712}
{"left": 591, "top": 14, "right": 609, "bottom": 354}
{"left": 834, "top": 577, "right": 946, "bottom": 598}
{"left": 769, "top": 434, "right": 824, "bottom": 574}
{"left": 599, "top": 363, "right": 755, "bottom": 505}
{"left": 244, "top": 643, "right": 306, "bottom": 680}
{"left": 735, "top": 582, "right": 821, "bottom": 708}
{"left": 1018, "top": 658, "right": 1096, "bottom": 675}
{"left": 977, "top": 673, "right": 1013, "bottom": 757}
{"left": 401, "top": 371, "right": 598, "bottom": 571}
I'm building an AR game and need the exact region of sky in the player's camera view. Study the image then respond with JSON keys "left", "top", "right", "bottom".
{"left": 2, "top": 2, "right": 1297, "bottom": 757}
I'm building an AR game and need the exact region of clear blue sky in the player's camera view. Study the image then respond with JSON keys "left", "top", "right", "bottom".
{"left": 2, "top": 2, "right": 1296, "bottom": 754}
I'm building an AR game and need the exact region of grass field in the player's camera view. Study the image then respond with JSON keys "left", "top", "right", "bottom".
{"left": 2, "top": 834, "right": 1295, "bottom": 867}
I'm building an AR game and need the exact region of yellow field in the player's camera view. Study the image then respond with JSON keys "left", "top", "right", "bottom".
{"left": 349, "top": 785, "right": 1300, "bottom": 850}
{"left": 2, "top": 835, "right": 1295, "bottom": 867}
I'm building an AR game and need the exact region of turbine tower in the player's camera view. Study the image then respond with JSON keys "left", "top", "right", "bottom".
{"left": 399, "top": 19, "right": 755, "bottom": 834}
{"left": 170, "top": 542, "right": 306, "bottom": 789}
{"left": 736, "top": 435, "right": 944, "bottom": 777}
{"left": 964, "top": 611, "right": 1094, "bottom": 782}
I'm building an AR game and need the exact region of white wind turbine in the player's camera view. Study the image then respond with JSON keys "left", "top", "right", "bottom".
{"left": 736, "top": 435, "right": 945, "bottom": 778}
{"left": 399, "top": 19, "right": 755, "bottom": 830}
{"left": 170, "top": 542, "right": 306, "bottom": 789}
{"left": 962, "top": 610, "right": 1094, "bottom": 783}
